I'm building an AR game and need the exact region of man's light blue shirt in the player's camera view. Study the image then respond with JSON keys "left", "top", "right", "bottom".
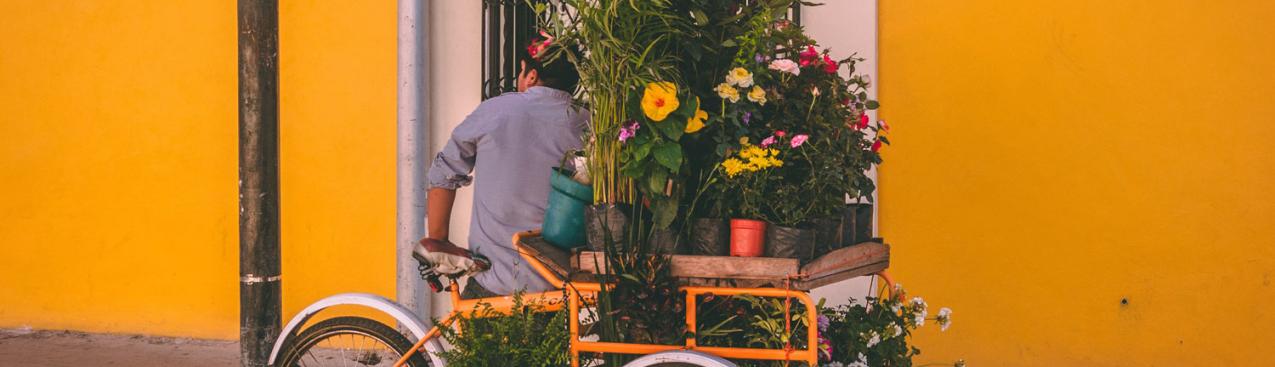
{"left": 427, "top": 86, "right": 587, "bottom": 295}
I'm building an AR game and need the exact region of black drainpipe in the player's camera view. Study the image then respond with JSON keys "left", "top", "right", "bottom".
{"left": 238, "top": 1, "right": 281, "bottom": 366}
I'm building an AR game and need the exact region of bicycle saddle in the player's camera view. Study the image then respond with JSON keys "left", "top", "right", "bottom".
{"left": 413, "top": 237, "right": 491, "bottom": 276}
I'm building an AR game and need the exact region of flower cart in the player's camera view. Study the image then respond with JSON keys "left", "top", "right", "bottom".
{"left": 362, "top": 230, "right": 894, "bottom": 367}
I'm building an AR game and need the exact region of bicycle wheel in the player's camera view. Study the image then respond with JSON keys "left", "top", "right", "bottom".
{"left": 621, "top": 351, "right": 737, "bottom": 367}
{"left": 276, "top": 316, "right": 430, "bottom": 367}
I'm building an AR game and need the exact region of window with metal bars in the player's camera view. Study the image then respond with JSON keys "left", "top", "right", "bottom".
{"left": 481, "top": 0, "right": 542, "bottom": 100}
{"left": 480, "top": 1, "right": 801, "bottom": 100}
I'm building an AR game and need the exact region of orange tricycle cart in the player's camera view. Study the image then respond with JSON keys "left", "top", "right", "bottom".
{"left": 268, "top": 230, "right": 891, "bottom": 367}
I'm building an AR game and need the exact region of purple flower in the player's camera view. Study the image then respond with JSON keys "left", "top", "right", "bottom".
{"left": 817, "top": 314, "right": 830, "bottom": 332}
{"left": 618, "top": 120, "right": 640, "bottom": 142}
{"left": 742, "top": 111, "right": 752, "bottom": 125}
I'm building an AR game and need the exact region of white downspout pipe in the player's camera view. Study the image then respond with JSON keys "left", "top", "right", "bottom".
{"left": 396, "top": 0, "right": 430, "bottom": 320}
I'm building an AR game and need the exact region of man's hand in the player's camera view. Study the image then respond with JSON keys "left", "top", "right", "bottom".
{"left": 413, "top": 237, "right": 490, "bottom": 276}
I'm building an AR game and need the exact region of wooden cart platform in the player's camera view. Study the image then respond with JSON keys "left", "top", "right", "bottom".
{"left": 519, "top": 236, "right": 889, "bottom": 291}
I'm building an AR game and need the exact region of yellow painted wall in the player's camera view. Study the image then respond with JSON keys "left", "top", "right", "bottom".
{"left": 0, "top": 1, "right": 398, "bottom": 339}
{"left": 878, "top": 1, "right": 1275, "bottom": 365}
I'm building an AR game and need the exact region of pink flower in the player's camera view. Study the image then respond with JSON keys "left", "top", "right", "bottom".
{"left": 775, "top": 130, "right": 787, "bottom": 138}
{"left": 799, "top": 45, "right": 819, "bottom": 67}
{"left": 768, "top": 59, "right": 800, "bottom": 76}
{"left": 879, "top": 119, "right": 890, "bottom": 133}
{"left": 618, "top": 120, "right": 640, "bottom": 142}
{"left": 823, "top": 54, "right": 838, "bottom": 74}
{"left": 859, "top": 113, "right": 870, "bottom": 129}
{"left": 760, "top": 136, "right": 777, "bottom": 148}
{"left": 791, "top": 134, "right": 809, "bottom": 148}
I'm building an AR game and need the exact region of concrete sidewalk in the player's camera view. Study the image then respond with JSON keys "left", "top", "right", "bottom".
{"left": 0, "top": 328, "right": 239, "bottom": 366}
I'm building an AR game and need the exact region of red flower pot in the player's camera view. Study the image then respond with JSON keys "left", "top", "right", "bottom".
{"left": 730, "top": 219, "right": 767, "bottom": 257}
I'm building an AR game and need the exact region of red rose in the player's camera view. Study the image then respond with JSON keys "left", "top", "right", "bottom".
{"left": 872, "top": 140, "right": 883, "bottom": 152}
{"left": 823, "top": 55, "right": 838, "bottom": 74}
{"left": 799, "top": 46, "right": 819, "bottom": 67}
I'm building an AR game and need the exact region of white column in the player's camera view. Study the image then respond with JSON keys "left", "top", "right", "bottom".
{"left": 396, "top": 0, "right": 430, "bottom": 320}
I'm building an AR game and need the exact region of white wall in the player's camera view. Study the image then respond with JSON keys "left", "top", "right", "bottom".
{"left": 428, "top": 0, "right": 482, "bottom": 318}
{"left": 801, "top": 0, "right": 881, "bottom": 307}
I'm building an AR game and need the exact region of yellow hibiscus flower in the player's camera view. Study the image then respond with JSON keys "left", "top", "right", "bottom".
{"left": 747, "top": 85, "right": 767, "bottom": 105}
{"left": 685, "top": 108, "right": 708, "bottom": 133}
{"left": 641, "top": 82, "right": 679, "bottom": 122}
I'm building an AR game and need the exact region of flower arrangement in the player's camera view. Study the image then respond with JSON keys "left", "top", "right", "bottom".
{"left": 818, "top": 285, "right": 957, "bottom": 367}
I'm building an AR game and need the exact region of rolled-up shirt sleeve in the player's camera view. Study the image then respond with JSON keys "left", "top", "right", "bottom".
{"left": 427, "top": 112, "right": 485, "bottom": 190}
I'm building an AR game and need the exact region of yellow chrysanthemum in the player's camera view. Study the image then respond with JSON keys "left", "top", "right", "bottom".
{"left": 641, "top": 82, "right": 679, "bottom": 122}
{"left": 726, "top": 67, "right": 754, "bottom": 88}
{"left": 747, "top": 85, "right": 767, "bottom": 105}
{"left": 714, "top": 83, "right": 740, "bottom": 103}
{"left": 685, "top": 108, "right": 708, "bottom": 133}
{"left": 722, "top": 158, "right": 746, "bottom": 177}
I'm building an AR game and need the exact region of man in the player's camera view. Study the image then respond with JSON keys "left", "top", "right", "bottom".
{"left": 415, "top": 42, "right": 585, "bottom": 299}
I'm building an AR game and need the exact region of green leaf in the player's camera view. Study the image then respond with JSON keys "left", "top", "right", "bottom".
{"left": 653, "top": 143, "right": 683, "bottom": 172}
{"left": 652, "top": 116, "right": 686, "bottom": 140}
{"left": 721, "top": 39, "right": 737, "bottom": 48}
{"left": 691, "top": 9, "right": 709, "bottom": 26}
{"left": 865, "top": 100, "right": 880, "bottom": 110}
{"left": 646, "top": 168, "right": 669, "bottom": 194}
{"left": 651, "top": 197, "right": 678, "bottom": 229}
{"left": 632, "top": 141, "right": 653, "bottom": 161}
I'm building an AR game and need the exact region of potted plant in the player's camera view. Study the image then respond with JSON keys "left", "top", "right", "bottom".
{"left": 717, "top": 139, "right": 783, "bottom": 257}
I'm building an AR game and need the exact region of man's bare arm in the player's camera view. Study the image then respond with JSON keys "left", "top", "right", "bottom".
{"left": 427, "top": 187, "right": 457, "bottom": 241}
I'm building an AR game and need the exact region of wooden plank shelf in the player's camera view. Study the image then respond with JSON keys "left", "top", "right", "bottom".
{"left": 520, "top": 235, "right": 889, "bottom": 291}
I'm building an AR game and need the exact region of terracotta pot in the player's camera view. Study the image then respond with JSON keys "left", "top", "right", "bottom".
{"left": 729, "top": 219, "right": 766, "bottom": 257}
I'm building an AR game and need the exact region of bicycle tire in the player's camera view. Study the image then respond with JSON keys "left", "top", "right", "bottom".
{"left": 276, "top": 316, "right": 430, "bottom": 367}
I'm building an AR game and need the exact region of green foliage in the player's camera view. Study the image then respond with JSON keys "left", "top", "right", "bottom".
{"left": 435, "top": 293, "right": 570, "bottom": 367}
{"left": 695, "top": 294, "right": 815, "bottom": 367}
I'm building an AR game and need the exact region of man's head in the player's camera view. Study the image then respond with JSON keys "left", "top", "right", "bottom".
{"left": 517, "top": 40, "right": 580, "bottom": 93}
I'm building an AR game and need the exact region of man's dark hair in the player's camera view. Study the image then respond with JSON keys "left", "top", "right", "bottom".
{"left": 519, "top": 43, "right": 581, "bottom": 93}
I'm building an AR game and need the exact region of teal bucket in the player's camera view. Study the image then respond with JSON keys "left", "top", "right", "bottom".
{"left": 542, "top": 167, "right": 592, "bottom": 250}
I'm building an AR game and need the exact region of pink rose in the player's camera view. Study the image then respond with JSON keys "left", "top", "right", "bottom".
{"left": 768, "top": 59, "right": 800, "bottom": 76}
{"left": 791, "top": 134, "right": 809, "bottom": 148}
{"left": 760, "top": 136, "right": 777, "bottom": 148}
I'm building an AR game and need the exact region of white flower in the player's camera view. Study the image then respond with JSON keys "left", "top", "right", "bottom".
{"left": 768, "top": 58, "right": 800, "bottom": 76}
{"left": 822, "top": 363, "right": 845, "bottom": 367}
{"left": 937, "top": 307, "right": 953, "bottom": 331}
{"left": 845, "top": 353, "right": 869, "bottom": 367}
{"left": 888, "top": 323, "right": 904, "bottom": 338}
{"left": 910, "top": 297, "right": 927, "bottom": 313}
{"left": 864, "top": 330, "right": 881, "bottom": 348}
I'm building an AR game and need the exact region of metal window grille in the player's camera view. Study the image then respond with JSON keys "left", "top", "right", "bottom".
{"left": 481, "top": 0, "right": 543, "bottom": 100}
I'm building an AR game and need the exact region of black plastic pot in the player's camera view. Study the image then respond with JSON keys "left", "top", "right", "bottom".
{"left": 649, "top": 228, "right": 681, "bottom": 254}
{"left": 840, "top": 204, "right": 873, "bottom": 246}
{"left": 585, "top": 203, "right": 630, "bottom": 251}
{"left": 810, "top": 217, "right": 843, "bottom": 257}
{"left": 765, "top": 224, "right": 815, "bottom": 262}
{"left": 689, "top": 218, "right": 729, "bottom": 256}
